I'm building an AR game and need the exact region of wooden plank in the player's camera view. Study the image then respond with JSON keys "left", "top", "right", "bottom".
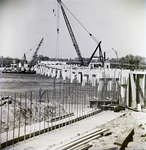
{"left": 114, "top": 127, "right": 134, "bottom": 149}
{"left": 70, "top": 135, "right": 101, "bottom": 150}
{"left": 126, "top": 106, "right": 139, "bottom": 112}
{"left": 56, "top": 129, "right": 108, "bottom": 150}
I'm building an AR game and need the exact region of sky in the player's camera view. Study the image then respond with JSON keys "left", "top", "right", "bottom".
{"left": 0, "top": 0, "right": 145, "bottom": 61}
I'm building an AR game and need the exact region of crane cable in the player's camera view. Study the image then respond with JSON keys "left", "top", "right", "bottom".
{"left": 53, "top": 0, "right": 60, "bottom": 59}
{"left": 56, "top": 2, "right": 60, "bottom": 58}
{"left": 53, "top": 0, "right": 56, "bottom": 16}
{"left": 60, "top": 1, "right": 99, "bottom": 44}
{"left": 67, "top": 12, "right": 91, "bottom": 57}
{"left": 25, "top": 41, "right": 41, "bottom": 56}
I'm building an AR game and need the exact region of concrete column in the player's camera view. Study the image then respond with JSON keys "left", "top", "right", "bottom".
{"left": 98, "top": 80, "right": 104, "bottom": 91}
{"left": 42, "top": 66, "right": 45, "bottom": 75}
{"left": 88, "top": 74, "right": 92, "bottom": 83}
{"left": 62, "top": 69, "right": 67, "bottom": 80}
{"left": 44, "top": 67, "right": 48, "bottom": 76}
{"left": 107, "top": 80, "right": 112, "bottom": 91}
{"left": 36, "top": 65, "right": 40, "bottom": 74}
{"left": 52, "top": 68, "right": 56, "bottom": 77}
{"left": 129, "top": 72, "right": 137, "bottom": 108}
{"left": 126, "top": 76, "right": 129, "bottom": 107}
{"left": 39, "top": 66, "right": 41, "bottom": 74}
{"left": 67, "top": 68, "right": 71, "bottom": 79}
{"left": 50, "top": 68, "right": 53, "bottom": 77}
{"left": 120, "top": 85, "right": 127, "bottom": 106}
{"left": 137, "top": 74, "right": 144, "bottom": 105}
{"left": 70, "top": 71, "right": 76, "bottom": 83}
{"left": 77, "top": 72, "right": 82, "bottom": 83}
{"left": 56, "top": 70, "right": 60, "bottom": 79}
{"left": 76, "top": 71, "right": 80, "bottom": 83}
{"left": 47, "top": 68, "right": 51, "bottom": 77}
{"left": 144, "top": 74, "right": 146, "bottom": 105}
{"left": 40, "top": 66, "right": 42, "bottom": 75}
{"left": 82, "top": 75, "right": 87, "bottom": 86}
{"left": 91, "top": 76, "right": 96, "bottom": 86}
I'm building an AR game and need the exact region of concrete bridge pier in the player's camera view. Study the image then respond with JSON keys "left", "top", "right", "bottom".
{"left": 36, "top": 65, "right": 40, "bottom": 74}
{"left": 38, "top": 65, "right": 42, "bottom": 75}
{"left": 129, "top": 72, "right": 137, "bottom": 108}
{"left": 56, "top": 70, "right": 61, "bottom": 79}
{"left": 44, "top": 66, "right": 49, "bottom": 76}
{"left": 135, "top": 74, "right": 145, "bottom": 106}
{"left": 37, "top": 65, "right": 42, "bottom": 75}
{"left": 62, "top": 69, "right": 67, "bottom": 80}
{"left": 47, "top": 67, "right": 52, "bottom": 77}
{"left": 82, "top": 75, "right": 88, "bottom": 86}
{"left": 144, "top": 74, "right": 146, "bottom": 105}
{"left": 91, "top": 74, "right": 98, "bottom": 86}
{"left": 51, "top": 68, "right": 57, "bottom": 78}
{"left": 70, "top": 71, "right": 77, "bottom": 83}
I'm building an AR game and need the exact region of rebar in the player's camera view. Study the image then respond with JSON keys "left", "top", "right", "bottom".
{"left": 0, "top": 76, "right": 117, "bottom": 149}
{"left": 0, "top": 94, "right": 2, "bottom": 150}
{"left": 13, "top": 93, "right": 16, "bottom": 145}
{"left": 24, "top": 92, "right": 27, "bottom": 142}
{"left": 47, "top": 90, "right": 49, "bottom": 133}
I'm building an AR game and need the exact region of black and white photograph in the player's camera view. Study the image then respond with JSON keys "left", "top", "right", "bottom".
{"left": 0, "top": 0, "right": 146, "bottom": 149}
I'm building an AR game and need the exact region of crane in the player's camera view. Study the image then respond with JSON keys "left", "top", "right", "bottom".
{"left": 57, "top": 0, "right": 84, "bottom": 66}
{"left": 29, "top": 38, "right": 44, "bottom": 69}
{"left": 112, "top": 48, "right": 120, "bottom": 68}
{"left": 57, "top": 0, "right": 104, "bottom": 66}
{"left": 112, "top": 48, "right": 118, "bottom": 60}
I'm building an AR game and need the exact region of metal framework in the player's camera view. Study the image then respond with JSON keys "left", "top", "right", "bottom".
{"left": 30, "top": 38, "right": 44, "bottom": 67}
{"left": 57, "top": 0, "right": 84, "bottom": 66}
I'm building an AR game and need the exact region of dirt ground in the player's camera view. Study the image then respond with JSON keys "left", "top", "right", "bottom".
{"left": 3, "top": 108, "right": 146, "bottom": 150}
{"left": 89, "top": 109, "right": 146, "bottom": 149}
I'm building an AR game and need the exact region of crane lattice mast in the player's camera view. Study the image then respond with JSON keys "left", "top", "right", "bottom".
{"left": 57, "top": 0, "right": 84, "bottom": 66}
{"left": 30, "top": 38, "right": 44, "bottom": 68}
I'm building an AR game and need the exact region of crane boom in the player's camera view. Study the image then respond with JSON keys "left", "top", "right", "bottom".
{"left": 30, "top": 38, "right": 44, "bottom": 68}
{"left": 86, "top": 41, "right": 102, "bottom": 66}
{"left": 33, "top": 38, "right": 44, "bottom": 59}
{"left": 57, "top": 0, "right": 84, "bottom": 66}
{"left": 112, "top": 48, "right": 118, "bottom": 60}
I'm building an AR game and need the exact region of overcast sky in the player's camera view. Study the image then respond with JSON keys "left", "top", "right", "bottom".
{"left": 0, "top": 0, "right": 145, "bottom": 61}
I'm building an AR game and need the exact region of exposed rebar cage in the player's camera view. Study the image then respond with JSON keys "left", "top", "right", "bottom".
{"left": 0, "top": 78, "right": 120, "bottom": 149}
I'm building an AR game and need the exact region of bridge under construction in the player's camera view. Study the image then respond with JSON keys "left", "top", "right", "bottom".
{"left": 36, "top": 61, "right": 146, "bottom": 109}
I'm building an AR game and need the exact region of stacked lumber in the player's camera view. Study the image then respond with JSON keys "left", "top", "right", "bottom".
{"left": 53, "top": 128, "right": 109, "bottom": 150}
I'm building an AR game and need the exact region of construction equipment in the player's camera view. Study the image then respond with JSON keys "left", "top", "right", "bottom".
{"left": 57, "top": 0, "right": 103, "bottom": 66}
{"left": 29, "top": 38, "right": 44, "bottom": 69}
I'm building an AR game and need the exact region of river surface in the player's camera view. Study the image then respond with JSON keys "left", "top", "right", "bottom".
{"left": 0, "top": 71, "right": 55, "bottom": 96}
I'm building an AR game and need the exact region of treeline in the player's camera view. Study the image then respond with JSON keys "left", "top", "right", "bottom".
{"left": 110, "top": 54, "right": 146, "bottom": 70}
{"left": 0, "top": 55, "right": 49, "bottom": 67}
{"left": 0, "top": 54, "right": 146, "bottom": 69}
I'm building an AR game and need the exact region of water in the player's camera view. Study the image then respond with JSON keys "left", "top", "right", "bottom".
{"left": 0, "top": 71, "right": 54, "bottom": 95}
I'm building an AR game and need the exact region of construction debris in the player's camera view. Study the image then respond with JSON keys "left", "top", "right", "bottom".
{"left": 89, "top": 109, "right": 146, "bottom": 149}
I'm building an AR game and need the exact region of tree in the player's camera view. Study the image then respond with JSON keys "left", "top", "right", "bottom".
{"left": 134, "top": 55, "right": 141, "bottom": 69}
{"left": 3, "top": 57, "right": 13, "bottom": 67}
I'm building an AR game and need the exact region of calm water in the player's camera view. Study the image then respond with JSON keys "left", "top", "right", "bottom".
{"left": 0, "top": 71, "right": 54, "bottom": 95}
